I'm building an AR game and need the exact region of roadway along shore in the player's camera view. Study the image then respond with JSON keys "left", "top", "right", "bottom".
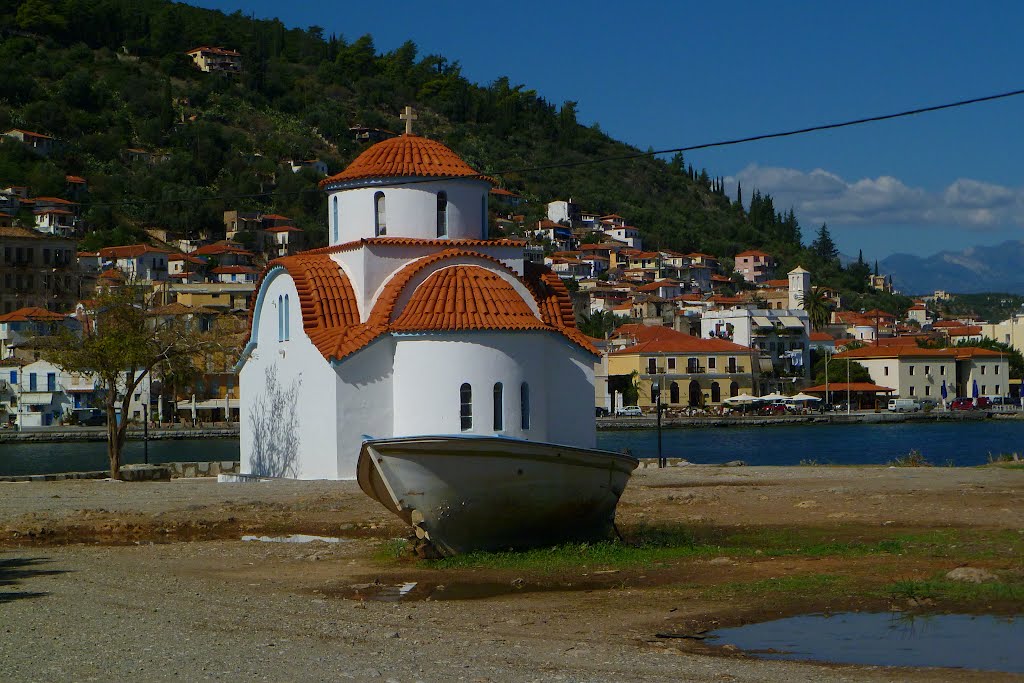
{"left": 597, "top": 409, "right": 1007, "bottom": 429}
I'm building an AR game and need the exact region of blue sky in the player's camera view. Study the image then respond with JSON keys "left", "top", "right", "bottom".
{"left": 188, "top": 1, "right": 1024, "bottom": 261}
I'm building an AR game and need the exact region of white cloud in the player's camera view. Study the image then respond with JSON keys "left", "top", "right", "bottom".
{"left": 725, "top": 164, "right": 1024, "bottom": 230}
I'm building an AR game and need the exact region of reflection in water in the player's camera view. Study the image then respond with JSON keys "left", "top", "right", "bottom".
{"left": 708, "top": 612, "right": 1024, "bottom": 673}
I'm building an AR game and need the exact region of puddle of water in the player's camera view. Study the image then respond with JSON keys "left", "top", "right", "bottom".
{"left": 708, "top": 612, "right": 1024, "bottom": 673}
{"left": 241, "top": 534, "right": 346, "bottom": 544}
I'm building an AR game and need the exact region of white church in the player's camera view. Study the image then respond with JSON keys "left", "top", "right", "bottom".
{"left": 237, "top": 115, "right": 599, "bottom": 480}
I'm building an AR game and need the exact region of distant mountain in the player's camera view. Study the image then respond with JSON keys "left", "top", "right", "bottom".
{"left": 881, "top": 240, "right": 1024, "bottom": 295}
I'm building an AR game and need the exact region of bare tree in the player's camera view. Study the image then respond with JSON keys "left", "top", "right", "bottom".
{"left": 43, "top": 286, "right": 210, "bottom": 478}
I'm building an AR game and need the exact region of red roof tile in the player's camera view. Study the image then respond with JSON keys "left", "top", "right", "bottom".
{"left": 301, "top": 237, "right": 525, "bottom": 256}
{"left": 0, "top": 307, "right": 68, "bottom": 323}
{"left": 803, "top": 382, "right": 895, "bottom": 393}
{"left": 391, "top": 266, "right": 548, "bottom": 333}
{"left": 251, "top": 251, "right": 596, "bottom": 362}
{"left": 321, "top": 135, "right": 494, "bottom": 186}
{"left": 99, "top": 244, "right": 170, "bottom": 258}
{"left": 611, "top": 324, "right": 753, "bottom": 354}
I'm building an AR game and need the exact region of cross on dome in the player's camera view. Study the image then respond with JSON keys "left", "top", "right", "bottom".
{"left": 400, "top": 106, "right": 417, "bottom": 135}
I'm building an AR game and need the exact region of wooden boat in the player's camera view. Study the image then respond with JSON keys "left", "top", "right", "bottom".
{"left": 357, "top": 435, "right": 638, "bottom": 556}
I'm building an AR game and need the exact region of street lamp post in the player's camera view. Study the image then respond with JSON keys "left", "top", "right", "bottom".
{"left": 653, "top": 382, "right": 664, "bottom": 468}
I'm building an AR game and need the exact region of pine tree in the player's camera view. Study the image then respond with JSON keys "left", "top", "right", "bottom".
{"left": 811, "top": 223, "right": 839, "bottom": 262}
{"left": 736, "top": 181, "right": 743, "bottom": 207}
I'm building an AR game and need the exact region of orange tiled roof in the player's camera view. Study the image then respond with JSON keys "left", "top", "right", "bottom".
{"left": 610, "top": 325, "right": 753, "bottom": 355}
{"left": 948, "top": 326, "right": 982, "bottom": 336}
{"left": 804, "top": 382, "right": 895, "bottom": 393}
{"left": 391, "top": 265, "right": 547, "bottom": 333}
{"left": 99, "top": 244, "right": 169, "bottom": 258}
{"left": 252, "top": 251, "right": 596, "bottom": 362}
{"left": 301, "top": 237, "right": 525, "bottom": 256}
{"left": 0, "top": 307, "right": 68, "bottom": 323}
{"left": 320, "top": 135, "right": 494, "bottom": 186}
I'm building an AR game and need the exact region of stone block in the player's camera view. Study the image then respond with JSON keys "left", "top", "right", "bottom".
{"left": 118, "top": 464, "right": 172, "bottom": 482}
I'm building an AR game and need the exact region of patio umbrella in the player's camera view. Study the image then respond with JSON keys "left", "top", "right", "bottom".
{"left": 760, "top": 392, "right": 789, "bottom": 402}
{"left": 724, "top": 393, "right": 757, "bottom": 404}
{"left": 940, "top": 380, "right": 948, "bottom": 401}
{"left": 790, "top": 392, "right": 821, "bottom": 402}
{"left": 972, "top": 379, "right": 980, "bottom": 399}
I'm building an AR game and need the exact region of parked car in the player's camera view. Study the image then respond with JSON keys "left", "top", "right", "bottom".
{"left": 974, "top": 396, "right": 991, "bottom": 409}
{"left": 950, "top": 397, "right": 974, "bottom": 411}
{"left": 918, "top": 398, "right": 938, "bottom": 410}
{"left": 887, "top": 398, "right": 921, "bottom": 413}
{"left": 595, "top": 407, "right": 610, "bottom": 417}
{"left": 615, "top": 405, "right": 643, "bottom": 417}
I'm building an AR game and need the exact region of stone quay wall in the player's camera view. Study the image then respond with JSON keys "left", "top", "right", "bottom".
{"left": 0, "top": 460, "right": 241, "bottom": 483}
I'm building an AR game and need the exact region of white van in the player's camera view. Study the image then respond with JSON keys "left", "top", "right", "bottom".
{"left": 887, "top": 398, "right": 921, "bottom": 413}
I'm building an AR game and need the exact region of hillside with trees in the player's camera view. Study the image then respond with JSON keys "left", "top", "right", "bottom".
{"left": 0, "top": 0, "right": 896, "bottom": 309}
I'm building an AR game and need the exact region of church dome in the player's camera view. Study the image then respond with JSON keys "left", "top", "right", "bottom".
{"left": 321, "top": 135, "right": 493, "bottom": 186}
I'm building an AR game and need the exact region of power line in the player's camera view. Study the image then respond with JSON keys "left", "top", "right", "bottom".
{"left": 80, "top": 86, "right": 1024, "bottom": 210}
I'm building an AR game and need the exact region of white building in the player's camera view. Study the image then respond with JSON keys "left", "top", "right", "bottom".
{"left": 239, "top": 131, "right": 598, "bottom": 480}
{"left": 700, "top": 308, "right": 811, "bottom": 385}
{"left": 835, "top": 346, "right": 1009, "bottom": 400}
{"left": 602, "top": 225, "right": 642, "bottom": 249}
{"left": 98, "top": 244, "right": 170, "bottom": 282}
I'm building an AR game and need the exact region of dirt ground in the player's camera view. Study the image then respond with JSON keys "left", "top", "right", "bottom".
{"left": 1, "top": 464, "right": 1022, "bottom": 682}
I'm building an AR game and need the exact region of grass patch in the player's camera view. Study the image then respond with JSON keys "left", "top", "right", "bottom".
{"left": 888, "top": 576, "right": 1024, "bottom": 602}
{"left": 704, "top": 526, "right": 903, "bottom": 557}
{"left": 702, "top": 573, "right": 851, "bottom": 598}
{"left": 426, "top": 525, "right": 906, "bottom": 572}
{"left": 889, "top": 529, "right": 1024, "bottom": 560}
{"left": 889, "top": 449, "right": 930, "bottom": 467}
{"left": 377, "top": 538, "right": 410, "bottom": 561}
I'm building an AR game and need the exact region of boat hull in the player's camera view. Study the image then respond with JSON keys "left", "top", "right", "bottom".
{"left": 357, "top": 436, "right": 638, "bottom": 556}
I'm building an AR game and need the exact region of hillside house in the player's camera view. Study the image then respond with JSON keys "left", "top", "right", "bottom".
{"left": 186, "top": 46, "right": 242, "bottom": 73}
{"left": 734, "top": 249, "right": 776, "bottom": 284}
{"left": 98, "top": 244, "right": 170, "bottom": 282}
{"left": 3, "top": 129, "right": 55, "bottom": 156}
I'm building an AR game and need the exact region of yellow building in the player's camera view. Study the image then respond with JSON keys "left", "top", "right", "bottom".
{"left": 606, "top": 324, "right": 759, "bottom": 409}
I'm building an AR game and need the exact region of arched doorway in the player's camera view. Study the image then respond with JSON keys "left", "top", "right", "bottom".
{"left": 711, "top": 382, "right": 721, "bottom": 403}
{"left": 669, "top": 382, "right": 680, "bottom": 404}
{"left": 688, "top": 380, "right": 702, "bottom": 407}
{"left": 730, "top": 381, "right": 739, "bottom": 397}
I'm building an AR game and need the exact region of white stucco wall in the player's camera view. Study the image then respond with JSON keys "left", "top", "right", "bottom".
{"left": 391, "top": 332, "right": 595, "bottom": 448}
{"left": 239, "top": 270, "right": 339, "bottom": 479}
{"left": 328, "top": 178, "right": 490, "bottom": 245}
{"left": 334, "top": 338, "right": 395, "bottom": 479}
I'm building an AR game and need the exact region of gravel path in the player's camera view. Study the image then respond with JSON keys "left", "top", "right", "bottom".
{"left": 1, "top": 465, "right": 1021, "bottom": 681}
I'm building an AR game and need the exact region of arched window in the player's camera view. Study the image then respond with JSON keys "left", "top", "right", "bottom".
{"left": 277, "top": 295, "right": 283, "bottom": 341}
{"left": 460, "top": 383, "right": 472, "bottom": 431}
{"left": 374, "top": 192, "right": 386, "bottom": 236}
{"left": 650, "top": 384, "right": 659, "bottom": 404}
{"left": 711, "top": 382, "right": 721, "bottom": 403}
{"left": 730, "top": 381, "right": 739, "bottom": 398}
{"left": 332, "top": 196, "right": 339, "bottom": 242}
{"left": 669, "top": 382, "right": 680, "bottom": 404}
{"left": 436, "top": 191, "right": 448, "bottom": 238}
{"left": 481, "top": 195, "right": 488, "bottom": 238}
{"left": 284, "top": 294, "right": 290, "bottom": 340}
{"left": 493, "top": 382, "right": 504, "bottom": 431}
{"left": 520, "top": 382, "right": 530, "bottom": 430}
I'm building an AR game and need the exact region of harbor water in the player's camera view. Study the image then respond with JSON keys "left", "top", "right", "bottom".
{"left": 1, "top": 420, "right": 1023, "bottom": 476}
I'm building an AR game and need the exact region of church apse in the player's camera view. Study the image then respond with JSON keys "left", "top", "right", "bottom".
{"left": 247, "top": 364, "right": 302, "bottom": 478}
